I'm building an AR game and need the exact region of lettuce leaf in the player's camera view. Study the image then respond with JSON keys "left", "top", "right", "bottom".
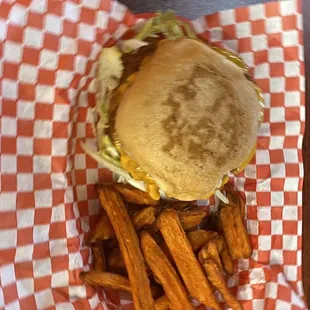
{"left": 134, "top": 12, "right": 197, "bottom": 41}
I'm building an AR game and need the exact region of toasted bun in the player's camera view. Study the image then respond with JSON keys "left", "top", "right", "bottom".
{"left": 115, "top": 38, "right": 262, "bottom": 200}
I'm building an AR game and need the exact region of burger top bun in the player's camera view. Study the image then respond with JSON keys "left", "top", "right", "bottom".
{"left": 115, "top": 38, "right": 262, "bottom": 200}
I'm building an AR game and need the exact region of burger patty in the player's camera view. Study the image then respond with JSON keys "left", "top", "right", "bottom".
{"left": 120, "top": 38, "right": 159, "bottom": 83}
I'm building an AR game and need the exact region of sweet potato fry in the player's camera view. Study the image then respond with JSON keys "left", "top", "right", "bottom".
{"left": 220, "top": 239, "right": 234, "bottom": 274}
{"left": 80, "top": 271, "right": 161, "bottom": 298}
{"left": 80, "top": 271, "right": 131, "bottom": 293}
{"left": 198, "top": 240, "right": 224, "bottom": 275}
{"left": 224, "top": 182, "right": 245, "bottom": 218}
{"left": 107, "top": 247, "right": 152, "bottom": 276}
{"left": 233, "top": 206, "right": 252, "bottom": 258}
{"left": 145, "top": 209, "right": 206, "bottom": 235}
{"left": 155, "top": 296, "right": 170, "bottom": 310}
{"left": 141, "top": 231, "right": 193, "bottom": 310}
{"left": 157, "top": 208, "right": 220, "bottom": 310}
{"left": 91, "top": 243, "right": 106, "bottom": 272}
{"left": 86, "top": 213, "right": 114, "bottom": 244}
{"left": 132, "top": 206, "right": 157, "bottom": 230}
{"left": 125, "top": 203, "right": 147, "bottom": 216}
{"left": 113, "top": 183, "right": 159, "bottom": 205}
{"left": 220, "top": 205, "right": 252, "bottom": 259}
{"left": 146, "top": 221, "right": 160, "bottom": 235}
{"left": 107, "top": 247, "right": 124, "bottom": 270}
{"left": 215, "top": 235, "right": 224, "bottom": 253}
{"left": 178, "top": 210, "right": 207, "bottom": 231}
{"left": 187, "top": 230, "right": 218, "bottom": 252}
{"left": 159, "top": 241, "right": 174, "bottom": 263}
{"left": 164, "top": 201, "right": 197, "bottom": 211}
{"left": 98, "top": 186, "right": 154, "bottom": 310}
{"left": 201, "top": 260, "right": 243, "bottom": 310}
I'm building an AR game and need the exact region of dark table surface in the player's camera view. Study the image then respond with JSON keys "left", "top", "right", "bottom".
{"left": 121, "top": 0, "right": 310, "bottom": 306}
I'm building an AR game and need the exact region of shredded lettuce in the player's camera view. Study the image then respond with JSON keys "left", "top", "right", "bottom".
{"left": 134, "top": 11, "right": 197, "bottom": 41}
{"left": 95, "top": 46, "right": 123, "bottom": 161}
{"left": 215, "top": 190, "right": 229, "bottom": 204}
{"left": 119, "top": 39, "right": 149, "bottom": 53}
{"left": 101, "top": 135, "right": 120, "bottom": 159}
{"left": 97, "top": 46, "right": 123, "bottom": 90}
{"left": 82, "top": 141, "right": 123, "bottom": 170}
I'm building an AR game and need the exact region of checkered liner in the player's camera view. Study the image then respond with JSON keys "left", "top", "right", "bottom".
{"left": 0, "top": 0, "right": 305, "bottom": 309}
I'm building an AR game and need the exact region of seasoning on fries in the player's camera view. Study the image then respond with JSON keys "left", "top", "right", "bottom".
{"left": 80, "top": 271, "right": 131, "bottom": 293}
{"left": 81, "top": 182, "right": 253, "bottom": 310}
{"left": 132, "top": 206, "right": 157, "bottom": 230}
{"left": 224, "top": 182, "right": 245, "bottom": 218}
{"left": 98, "top": 186, "right": 154, "bottom": 310}
{"left": 198, "top": 239, "right": 224, "bottom": 275}
{"left": 154, "top": 295, "right": 170, "bottom": 310}
{"left": 221, "top": 239, "right": 234, "bottom": 274}
{"left": 141, "top": 231, "right": 194, "bottom": 310}
{"left": 113, "top": 183, "right": 159, "bottom": 205}
{"left": 178, "top": 209, "right": 208, "bottom": 231}
{"left": 86, "top": 212, "right": 114, "bottom": 244}
{"left": 165, "top": 201, "right": 197, "bottom": 211}
{"left": 220, "top": 204, "right": 252, "bottom": 259}
{"left": 107, "top": 246, "right": 152, "bottom": 276}
{"left": 187, "top": 230, "right": 218, "bottom": 252}
{"left": 91, "top": 243, "right": 106, "bottom": 272}
{"left": 157, "top": 208, "right": 220, "bottom": 310}
{"left": 201, "top": 260, "right": 243, "bottom": 310}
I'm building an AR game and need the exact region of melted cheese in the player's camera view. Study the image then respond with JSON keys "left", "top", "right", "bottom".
{"left": 120, "top": 150, "right": 160, "bottom": 200}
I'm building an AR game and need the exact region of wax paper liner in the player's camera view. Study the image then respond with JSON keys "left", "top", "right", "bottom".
{"left": 0, "top": 0, "right": 306, "bottom": 309}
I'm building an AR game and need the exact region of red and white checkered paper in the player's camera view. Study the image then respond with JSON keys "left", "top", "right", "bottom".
{"left": 0, "top": 0, "right": 305, "bottom": 309}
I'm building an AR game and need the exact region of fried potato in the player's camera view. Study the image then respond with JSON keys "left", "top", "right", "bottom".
{"left": 141, "top": 231, "right": 193, "bottom": 310}
{"left": 224, "top": 182, "right": 245, "bottom": 218}
{"left": 86, "top": 213, "right": 114, "bottom": 244}
{"left": 155, "top": 295, "right": 170, "bottom": 310}
{"left": 145, "top": 209, "right": 207, "bottom": 236}
{"left": 221, "top": 239, "right": 234, "bottom": 275}
{"left": 113, "top": 183, "right": 159, "bottom": 205}
{"left": 232, "top": 206, "right": 252, "bottom": 258}
{"left": 220, "top": 205, "right": 252, "bottom": 259}
{"left": 107, "top": 247, "right": 124, "bottom": 270}
{"left": 125, "top": 203, "right": 147, "bottom": 216}
{"left": 187, "top": 230, "right": 218, "bottom": 252}
{"left": 132, "top": 206, "right": 157, "bottom": 230}
{"left": 164, "top": 201, "right": 197, "bottom": 211}
{"left": 157, "top": 208, "right": 220, "bottom": 310}
{"left": 80, "top": 271, "right": 131, "bottom": 293}
{"left": 201, "top": 260, "right": 243, "bottom": 310}
{"left": 107, "top": 246, "right": 152, "bottom": 277}
{"left": 91, "top": 243, "right": 106, "bottom": 272}
{"left": 158, "top": 241, "right": 174, "bottom": 263}
{"left": 145, "top": 221, "right": 160, "bottom": 235}
{"left": 198, "top": 239, "right": 224, "bottom": 275}
{"left": 98, "top": 186, "right": 154, "bottom": 310}
{"left": 178, "top": 210, "right": 207, "bottom": 231}
{"left": 80, "top": 271, "right": 162, "bottom": 299}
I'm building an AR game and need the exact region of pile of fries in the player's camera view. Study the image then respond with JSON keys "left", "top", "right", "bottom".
{"left": 80, "top": 182, "right": 252, "bottom": 310}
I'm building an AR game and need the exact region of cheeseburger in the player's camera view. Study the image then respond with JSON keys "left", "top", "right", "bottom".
{"left": 83, "top": 13, "right": 264, "bottom": 201}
